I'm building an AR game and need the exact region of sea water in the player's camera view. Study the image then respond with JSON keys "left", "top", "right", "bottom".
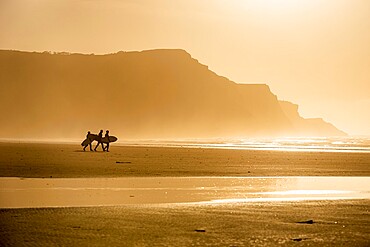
{"left": 119, "top": 136, "right": 370, "bottom": 153}
{"left": 1, "top": 176, "right": 369, "bottom": 208}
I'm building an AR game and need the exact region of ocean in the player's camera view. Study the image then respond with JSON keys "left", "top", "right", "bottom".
{"left": 120, "top": 136, "right": 370, "bottom": 153}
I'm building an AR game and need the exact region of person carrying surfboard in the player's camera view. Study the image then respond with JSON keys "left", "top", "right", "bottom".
{"left": 94, "top": 130, "right": 104, "bottom": 151}
{"left": 103, "top": 130, "right": 110, "bottom": 152}
{"left": 83, "top": 131, "right": 94, "bottom": 151}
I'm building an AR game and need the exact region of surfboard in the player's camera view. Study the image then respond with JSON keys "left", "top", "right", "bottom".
{"left": 101, "top": 136, "right": 118, "bottom": 143}
{"left": 81, "top": 134, "right": 98, "bottom": 146}
{"left": 81, "top": 138, "right": 91, "bottom": 146}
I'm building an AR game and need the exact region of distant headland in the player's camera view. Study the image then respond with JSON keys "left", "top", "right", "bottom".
{"left": 0, "top": 49, "right": 346, "bottom": 139}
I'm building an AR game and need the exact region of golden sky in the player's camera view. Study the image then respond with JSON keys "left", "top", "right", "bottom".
{"left": 0, "top": 0, "right": 369, "bottom": 135}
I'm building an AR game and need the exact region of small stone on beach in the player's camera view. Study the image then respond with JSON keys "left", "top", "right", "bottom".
{"left": 297, "top": 219, "right": 314, "bottom": 224}
{"left": 292, "top": 238, "right": 303, "bottom": 242}
{"left": 194, "top": 229, "right": 206, "bottom": 232}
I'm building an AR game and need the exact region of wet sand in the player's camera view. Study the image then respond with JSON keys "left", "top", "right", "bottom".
{"left": 0, "top": 142, "right": 369, "bottom": 246}
{"left": 1, "top": 177, "right": 369, "bottom": 208}
{"left": 1, "top": 200, "right": 369, "bottom": 246}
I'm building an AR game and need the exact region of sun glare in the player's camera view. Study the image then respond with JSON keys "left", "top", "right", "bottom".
{"left": 235, "top": 0, "right": 317, "bottom": 13}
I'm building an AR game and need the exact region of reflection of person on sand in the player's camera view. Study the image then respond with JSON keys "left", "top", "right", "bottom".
{"left": 94, "top": 130, "right": 104, "bottom": 152}
{"left": 103, "top": 130, "right": 110, "bottom": 152}
{"left": 83, "top": 131, "right": 93, "bottom": 152}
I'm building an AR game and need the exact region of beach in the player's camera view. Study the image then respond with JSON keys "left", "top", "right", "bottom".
{"left": 0, "top": 142, "right": 369, "bottom": 246}
{"left": 1, "top": 200, "right": 369, "bottom": 246}
{"left": 0, "top": 142, "right": 369, "bottom": 178}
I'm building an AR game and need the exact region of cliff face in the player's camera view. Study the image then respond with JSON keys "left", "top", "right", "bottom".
{"left": 279, "top": 101, "right": 346, "bottom": 136}
{"left": 0, "top": 49, "right": 345, "bottom": 139}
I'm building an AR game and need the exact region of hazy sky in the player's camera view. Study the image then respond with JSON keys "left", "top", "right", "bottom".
{"left": 1, "top": 0, "right": 369, "bottom": 135}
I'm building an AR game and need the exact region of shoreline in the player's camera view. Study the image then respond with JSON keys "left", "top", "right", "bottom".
{"left": 1, "top": 137, "right": 370, "bottom": 153}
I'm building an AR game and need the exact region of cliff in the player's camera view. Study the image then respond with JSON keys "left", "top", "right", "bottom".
{"left": 0, "top": 49, "right": 345, "bottom": 139}
{"left": 279, "top": 101, "right": 346, "bottom": 136}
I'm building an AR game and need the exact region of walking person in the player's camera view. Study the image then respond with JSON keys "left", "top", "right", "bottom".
{"left": 83, "top": 131, "right": 94, "bottom": 151}
{"left": 103, "top": 130, "right": 110, "bottom": 152}
{"left": 94, "top": 130, "right": 104, "bottom": 151}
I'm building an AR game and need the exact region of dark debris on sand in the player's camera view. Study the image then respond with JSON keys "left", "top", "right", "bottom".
{"left": 296, "top": 219, "right": 314, "bottom": 224}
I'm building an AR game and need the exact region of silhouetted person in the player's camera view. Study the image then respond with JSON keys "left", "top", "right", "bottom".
{"left": 94, "top": 130, "right": 104, "bottom": 151}
{"left": 103, "top": 130, "right": 110, "bottom": 152}
{"left": 83, "top": 131, "right": 93, "bottom": 151}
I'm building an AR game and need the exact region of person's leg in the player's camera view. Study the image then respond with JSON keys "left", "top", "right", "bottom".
{"left": 89, "top": 142, "right": 93, "bottom": 151}
{"left": 106, "top": 143, "right": 109, "bottom": 152}
{"left": 94, "top": 142, "right": 99, "bottom": 151}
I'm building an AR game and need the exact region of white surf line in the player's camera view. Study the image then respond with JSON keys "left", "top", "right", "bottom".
{"left": 199, "top": 196, "right": 366, "bottom": 204}
{"left": 115, "top": 142, "right": 370, "bottom": 153}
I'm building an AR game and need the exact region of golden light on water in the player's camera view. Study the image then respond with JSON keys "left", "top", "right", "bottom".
{"left": 126, "top": 137, "right": 370, "bottom": 153}
{"left": 1, "top": 177, "right": 368, "bottom": 208}
{"left": 256, "top": 190, "right": 353, "bottom": 195}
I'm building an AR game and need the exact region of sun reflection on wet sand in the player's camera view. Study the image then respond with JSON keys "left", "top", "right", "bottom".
{"left": 0, "top": 177, "right": 369, "bottom": 208}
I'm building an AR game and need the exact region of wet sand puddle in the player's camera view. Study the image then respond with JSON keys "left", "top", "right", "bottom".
{"left": 0, "top": 177, "right": 369, "bottom": 208}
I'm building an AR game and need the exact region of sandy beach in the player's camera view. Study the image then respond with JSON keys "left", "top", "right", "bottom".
{"left": 1, "top": 200, "right": 369, "bottom": 246}
{"left": 0, "top": 142, "right": 369, "bottom": 178}
{"left": 0, "top": 142, "right": 369, "bottom": 246}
